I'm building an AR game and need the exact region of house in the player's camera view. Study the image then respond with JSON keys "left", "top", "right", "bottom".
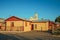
{"left": 5, "top": 16, "right": 31, "bottom": 32}
{"left": 48, "top": 21, "right": 57, "bottom": 31}
{"left": 0, "top": 18, "right": 5, "bottom": 31}
{"left": 0, "top": 15, "right": 57, "bottom": 32}
{"left": 29, "top": 13, "right": 56, "bottom": 31}
{"left": 24, "top": 20, "right": 31, "bottom": 32}
{"left": 56, "top": 23, "right": 60, "bottom": 27}
{"left": 4, "top": 16, "right": 57, "bottom": 32}
{"left": 31, "top": 20, "right": 56, "bottom": 31}
{"left": 31, "top": 21, "right": 48, "bottom": 31}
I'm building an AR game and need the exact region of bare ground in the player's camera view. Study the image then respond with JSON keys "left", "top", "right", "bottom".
{"left": 0, "top": 31, "right": 60, "bottom": 40}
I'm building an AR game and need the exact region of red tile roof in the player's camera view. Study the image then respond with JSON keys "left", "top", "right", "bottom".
{"left": 5, "top": 16, "right": 25, "bottom": 21}
{"left": 5, "top": 16, "right": 32, "bottom": 22}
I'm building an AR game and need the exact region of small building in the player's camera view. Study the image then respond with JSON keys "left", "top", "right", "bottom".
{"left": 48, "top": 21, "right": 57, "bottom": 31}
{"left": 5, "top": 16, "right": 31, "bottom": 32}
{"left": 31, "top": 20, "right": 56, "bottom": 31}
{"left": 54, "top": 23, "right": 60, "bottom": 30}
{"left": 0, "top": 18, "right": 5, "bottom": 31}
{"left": 0, "top": 16, "right": 56, "bottom": 32}
{"left": 56, "top": 23, "right": 60, "bottom": 27}
{"left": 31, "top": 21, "right": 49, "bottom": 31}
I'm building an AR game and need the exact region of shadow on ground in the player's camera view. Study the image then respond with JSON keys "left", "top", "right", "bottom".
{"left": 0, "top": 31, "right": 60, "bottom": 40}
{"left": 0, "top": 33, "right": 31, "bottom": 40}
{"left": 0, "top": 33, "right": 20, "bottom": 40}
{"left": 35, "top": 38, "right": 42, "bottom": 40}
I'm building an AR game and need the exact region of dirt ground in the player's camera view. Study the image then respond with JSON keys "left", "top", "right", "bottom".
{"left": 0, "top": 31, "right": 60, "bottom": 40}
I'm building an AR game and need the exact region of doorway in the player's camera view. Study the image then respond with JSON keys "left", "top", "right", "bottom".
{"left": 31, "top": 24, "right": 34, "bottom": 30}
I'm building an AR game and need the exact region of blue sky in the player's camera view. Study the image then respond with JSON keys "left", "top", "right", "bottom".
{"left": 0, "top": 0, "right": 60, "bottom": 21}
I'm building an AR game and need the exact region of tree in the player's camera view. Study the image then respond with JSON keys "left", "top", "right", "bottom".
{"left": 55, "top": 16, "right": 60, "bottom": 23}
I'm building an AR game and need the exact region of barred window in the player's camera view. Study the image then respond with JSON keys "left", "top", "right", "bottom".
{"left": 11, "top": 22, "right": 14, "bottom": 27}
{"left": 25, "top": 22, "right": 27, "bottom": 26}
{"left": 35, "top": 24, "right": 37, "bottom": 29}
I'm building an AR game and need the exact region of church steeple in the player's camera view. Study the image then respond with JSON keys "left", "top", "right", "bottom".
{"left": 29, "top": 12, "right": 38, "bottom": 21}
{"left": 34, "top": 12, "right": 38, "bottom": 20}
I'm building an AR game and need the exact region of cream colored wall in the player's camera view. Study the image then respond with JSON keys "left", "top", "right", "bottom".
{"left": 6, "top": 27, "right": 20, "bottom": 31}
{"left": 5, "top": 20, "right": 49, "bottom": 31}
{"left": 6, "top": 21, "right": 24, "bottom": 26}
{"left": 1, "top": 27, "right": 5, "bottom": 31}
{"left": 39, "top": 22, "right": 48, "bottom": 31}
{"left": 6, "top": 21, "right": 24, "bottom": 31}
{"left": 6, "top": 21, "right": 31, "bottom": 32}
{"left": 24, "top": 21, "right": 31, "bottom": 32}
{"left": 31, "top": 22, "right": 49, "bottom": 31}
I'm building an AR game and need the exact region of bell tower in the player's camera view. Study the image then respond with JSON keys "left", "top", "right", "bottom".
{"left": 29, "top": 12, "right": 38, "bottom": 21}
{"left": 34, "top": 12, "right": 38, "bottom": 20}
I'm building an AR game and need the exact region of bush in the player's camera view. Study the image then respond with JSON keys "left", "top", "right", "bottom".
{"left": 52, "top": 31, "right": 60, "bottom": 35}
{"left": 57, "top": 28, "right": 60, "bottom": 31}
{"left": 52, "top": 27, "right": 60, "bottom": 35}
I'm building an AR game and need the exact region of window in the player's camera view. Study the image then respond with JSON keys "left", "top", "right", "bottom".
{"left": 41, "top": 27, "right": 42, "bottom": 31}
{"left": 35, "top": 24, "right": 37, "bottom": 29}
{"left": 11, "top": 22, "right": 14, "bottom": 27}
{"left": 5, "top": 22, "right": 6, "bottom": 30}
{"left": 25, "top": 22, "right": 27, "bottom": 26}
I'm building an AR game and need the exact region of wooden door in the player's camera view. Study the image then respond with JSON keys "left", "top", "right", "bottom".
{"left": 31, "top": 24, "right": 34, "bottom": 30}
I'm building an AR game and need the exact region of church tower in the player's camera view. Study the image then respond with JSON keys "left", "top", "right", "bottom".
{"left": 29, "top": 12, "right": 38, "bottom": 21}
{"left": 34, "top": 12, "right": 38, "bottom": 20}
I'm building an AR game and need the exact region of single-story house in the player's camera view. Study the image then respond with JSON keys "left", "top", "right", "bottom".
{"left": 0, "top": 16, "right": 57, "bottom": 32}
{"left": 31, "top": 20, "right": 56, "bottom": 31}
{"left": 5, "top": 16, "right": 31, "bottom": 32}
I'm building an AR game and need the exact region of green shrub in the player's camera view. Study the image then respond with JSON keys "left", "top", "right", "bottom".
{"left": 52, "top": 31, "right": 60, "bottom": 35}
{"left": 57, "top": 28, "right": 60, "bottom": 31}
{"left": 52, "top": 27, "right": 60, "bottom": 35}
